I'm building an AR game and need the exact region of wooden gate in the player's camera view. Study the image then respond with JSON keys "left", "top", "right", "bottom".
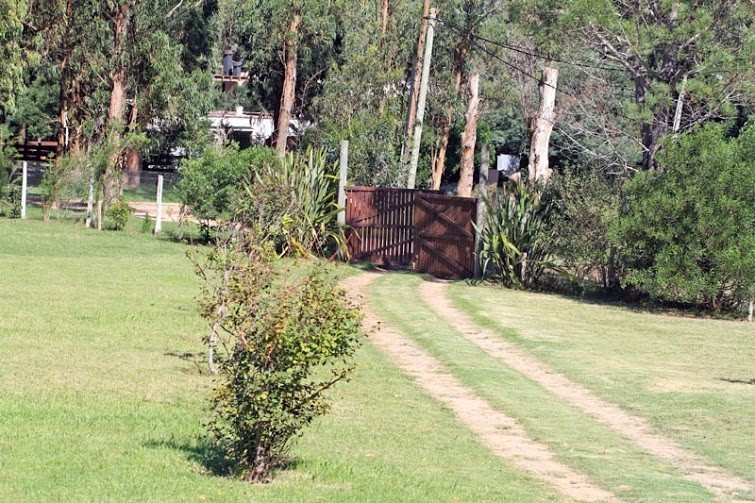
{"left": 345, "top": 187, "right": 477, "bottom": 279}
{"left": 345, "top": 187, "right": 414, "bottom": 267}
{"left": 413, "top": 192, "right": 476, "bottom": 279}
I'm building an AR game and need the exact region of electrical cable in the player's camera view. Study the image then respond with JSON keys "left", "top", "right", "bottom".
{"left": 433, "top": 16, "right": 625, "bottom": 73}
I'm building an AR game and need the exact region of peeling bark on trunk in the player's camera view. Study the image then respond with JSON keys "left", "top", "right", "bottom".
{"left": 276, "top": 14, "right": 301, "bottom": 157}
{"left": 641, "top": 108, "right": 669, "bottom": 170}
{"left": 528, "top": 67, "right": 558, "bottom": 185}
{"left": 105, "top": 1, "right": 132, "bottom": 204}
{"left": 430, "top": 36, "right": 469, "bottom": 190}
{"left": 56, "top": 0, "right": 74, "bottom": 159}
{"left": 457, "top": 73, "right": 479, "bottom": 197}
{"left": 124, "top": 149, "right": 141, "bottom": 187}
{"left": 402, "top": 0, "right": 431, "bottom": 166}
{"left": 379, "top": 0, "right": 389, "bottom": 39}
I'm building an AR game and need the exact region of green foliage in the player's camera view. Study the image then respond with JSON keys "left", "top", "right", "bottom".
{"left": 543, "top": 168, "right": 622, "bottom": 290}
{"left": 107, "top": 199, "right": 134, "bottom": 230}
{"left": 305, "top": 112, "right": 403, "bottom": 187}
{"left": 40, "top": 154, "right": 89, "bottom": 222}
{"left": 141, "top": 212, "right": 153, "bottom": 233}
{"left": 193, "top": 228, "right": 362, "bottom": 482}
{"left": 559, "top": 0, "right": 754, "bottom": 168}
{"left": 0, "top": 127, "right": 20, "bottom": 216}
{"left": 176, "top": 145, "right": 277, "bottom": 222}
{"left": 238, "top": 147, "right": 345, "bottom": 258}
{"left": 615, "top": 122, "right": 755, "bottom": 311}
{"left": 476, "top": 183, "right": 554, "bottom": 288}
{"left": 0, "top": 164, "right": 20, "bottom": 218}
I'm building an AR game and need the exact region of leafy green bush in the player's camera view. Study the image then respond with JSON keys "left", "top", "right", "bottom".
{"left": 107, "top": 199, "right": 134, "bottom": 230}
{"left": 543, "top": 168, "right": 623, "bottom": 291}
{"left": 237, "top": 147, "right": 345, "bottom": 258}
{"left": 476, "top": 183, "right": 554, "bottom": 288}
{"left": 614, "top": 122, "right": 755, "bottom": 311}
{"left": 0, "top": 166, "right": 20, "bottom": 218}
{"left": 193, "top": 227, "right": 362, "bottom": 482}
{"left": 176, "top": 144, "right": 277, "bottom": 223}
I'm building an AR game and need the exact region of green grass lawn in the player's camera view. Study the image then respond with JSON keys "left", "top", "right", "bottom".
{"left": 0, "top": 217, "right": 560, "bottom": 502}
{"left": 448, "top": 283, "right": 755, "bottom": 490}
{"left": 370, "top": 274, "right": 721, "bottom": 502}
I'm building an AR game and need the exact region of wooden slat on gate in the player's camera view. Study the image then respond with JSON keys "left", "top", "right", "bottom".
{"left": 345, "top": 187, "right": 477, "bottom": 279}
{"left": 345, "top": 187, "right": 414, "bottom": 267}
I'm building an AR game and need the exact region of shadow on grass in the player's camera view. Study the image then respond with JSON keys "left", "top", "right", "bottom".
{"left": 164, "top": 351, "right": 204, "bottom": 361}
{"left": 145, "top": 437, "right": 234, "bottom": 477}
{"left": 145, "top": 437, "right": 302, "bottom": 481}
{"left": 717, "top": 377, "right": 755, "bottom": 385}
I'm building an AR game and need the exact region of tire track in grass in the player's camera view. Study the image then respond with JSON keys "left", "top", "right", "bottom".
{"left": 421, "top": 279, "right": 752, "bottom": 502}
{"left": 344, "top": 273, "right": 619, "bottom": 503}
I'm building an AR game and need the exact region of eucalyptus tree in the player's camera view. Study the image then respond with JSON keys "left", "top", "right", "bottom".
{"left": 0, "top": 0, "right": 214, "bottom": 214}
{"left": 310, "top": 0, "right": 428, "bottom": 186}
{"left": 220, "top": 0, "right": 342, "bottom": 156}
{"left": 0, "top": 0, "right": 36, "bottom": 170}
{"left": 427, "top": 0, "right": 501, "bottom": 190}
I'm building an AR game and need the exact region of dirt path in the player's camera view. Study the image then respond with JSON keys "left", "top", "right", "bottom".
{"left": 420, "top": 280, "right": 753, "bottom": 502}
{"left": 128, "top": 201, "right": 187, "bottom": 223}
{"left": 343, "top": 272, "right": 619, "bottom": 503}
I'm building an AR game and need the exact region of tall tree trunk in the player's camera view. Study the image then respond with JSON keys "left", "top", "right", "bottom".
{"left": 457, "top": 73, "right": 479, "bottom": 197}
{"left": 124, "top": 100, "right": 141, "bottom": 187}
{"left": 56, "top": 0, "right": 74, "bottom": 159}
{"left": 108, "top": 2, "right": 129, "bottom": 128}
{"left": 401, "top": 0, "right": 431, "bottom": 167}
{"left": 430, "top": 35, "right": 469, "bottom": 190}
{"left": 276, "top": 13, "right": 301, "bottom": 157}
{"left": 379, "top": 0, "right": 389, "bottom": 39}
{"left": 641, "top": 108, "right": 669, "bottom": 170}
{"left": 105, "top": 1, "right": 132, "bottom": 204}
{"left": 528, "top": 67, "right": 558, "bottom": 185}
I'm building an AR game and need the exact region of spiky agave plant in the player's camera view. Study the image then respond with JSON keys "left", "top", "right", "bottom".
{"left": 249, "top": 147, "right": 346, "bottom": 258}
{"left": 475, "top": 182, "right": 554, "bottom": 287}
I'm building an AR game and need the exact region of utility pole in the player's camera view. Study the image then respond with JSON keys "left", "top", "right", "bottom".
{"left": 407, "top": 8, "right": 437, "bottom": 190}
{"left": 401, "top": 0, "right": 432, "bottom": 167}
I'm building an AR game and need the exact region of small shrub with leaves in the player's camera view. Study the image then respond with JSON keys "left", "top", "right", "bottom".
{"left": 176, "top": 144, "right": 277, "bottom": 224}
{"left": 107, "top": 199, "right": 134, "bottom": 230}
{"left": 141, "top": 213, "right": 153, "bottom": 233}
{"left": 0, "top": 167, "right": 21, "bottom": 218}
{"left": 192, "top": 226, "right": 362, "bottom": 482}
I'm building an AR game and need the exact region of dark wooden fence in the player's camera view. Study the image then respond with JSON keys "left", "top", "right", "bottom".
{"left": 15, "top": 141, "right": 57, "bottom": 163}
{"left": 345, "top": 187, "right": 415, "bottom": 267}
{"left": 345, "top": 187, "right": 477, "bottom": 279}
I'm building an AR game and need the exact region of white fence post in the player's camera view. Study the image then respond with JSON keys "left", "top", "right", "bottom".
{"left": 20, "top": 161, "right": 28, "bottom": 219}
{"left": 155, "top": 175, "right": 164, "bottom": 234}
{"left": 337, "top": 140, "right": 348, "bottom": 227}
{"left": 85, "top": 178, "right": 94, "bottom": 228}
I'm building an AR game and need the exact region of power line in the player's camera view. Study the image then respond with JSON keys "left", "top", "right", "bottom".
{"left": 434, "top": 16, "right": 625, "bottom": 73}
{"left": 434, "top": 20, "right": 640, "bottom": 125}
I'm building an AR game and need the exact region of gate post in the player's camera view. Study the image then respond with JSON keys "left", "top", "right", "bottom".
{"left": 474, "top": 145, "right": 490, "bottom": 279}
{"left": 337, "top": 140, "right": 348, "bottom": 227}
